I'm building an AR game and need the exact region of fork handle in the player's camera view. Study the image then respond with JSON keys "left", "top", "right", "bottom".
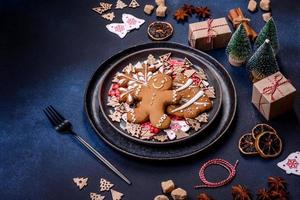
{"left": 72, "top": 133, "right": 131, "bottom": 185}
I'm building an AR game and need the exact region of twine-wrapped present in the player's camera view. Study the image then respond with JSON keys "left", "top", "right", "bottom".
{"left": 188, "top": 18, "right": 232, "bottom": 51}
{"left": 228, "top": 8, "right": 257, "bottom": 41}
{"left": 252, "top": 72, "right": 296, "bottom": 120}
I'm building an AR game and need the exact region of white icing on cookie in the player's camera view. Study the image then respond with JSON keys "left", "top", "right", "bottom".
{"left": 175, "top": 79, "right": 193, "bottom": 92}
{"left": 171, "top": 90, "right": 204, "bottom": 113}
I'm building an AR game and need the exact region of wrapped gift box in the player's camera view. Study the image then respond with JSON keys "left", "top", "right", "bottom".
{"left": 188, "top": 18, "right": 232, "bottom": 51}
{"left": 252, "top": 72, "right": 296, "bottom": 120}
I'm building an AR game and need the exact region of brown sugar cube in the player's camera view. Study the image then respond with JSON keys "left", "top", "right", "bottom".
{"left": 155, "top": 0, "right": 165, "bottom": 6}
{"left": 156, "top": 5, "right": 167, "bottom": 17}
{"left": 262, "top": 12, "right": 272, "bottom": 22}
{"left": 144, "top": 4, "right": 154, "bottom": 15}
{"left": 161, "top": 180, "right": 175, "bottom": 193}
{"left": 260, "top": 0, "right": 270, "bottom": 11}
{"left": 248, "top": 0, "right": 257, "bottom": 12}
{"left": 154, "top": 195, "right": 170, "bottom": 200}
{"left": 171, "top": 188, "right": 187, "bottom": 200}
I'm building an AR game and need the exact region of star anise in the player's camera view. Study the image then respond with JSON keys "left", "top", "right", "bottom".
{"left": 173, "top": 8, "right": 189, "bottom": 22}
{"left": 269, "top": 190, "right": 288, "bottom": 200}
{"left": 197, "top": 193, "right": 214, "bottom": 200}
{"left": 257, "top": 188, "right": 271, "bottom": 200}
{"left": 182, "top": 4, "right": 194, "bottom": 16}
{"left": 232, "top": 185, "right": 252, "bottom": 200}
{"left": 268, "top": 177, "right": 287, "bottom": 192}
{"left": 194, "top": 6, "right": 211, "bottom": 18}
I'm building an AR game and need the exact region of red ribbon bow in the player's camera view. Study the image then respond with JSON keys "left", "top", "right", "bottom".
{"left": 258, "top": 74, "right": 290, "bottom": 114}
{"left": 262, "top": 74, "right": 290, "bottom": 101}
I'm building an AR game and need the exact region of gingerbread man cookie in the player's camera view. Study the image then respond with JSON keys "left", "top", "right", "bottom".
{"left": 167, "top": 74, "right": 212, "bottom": 118}
{"left": 127, "top": 73, "right": 181, "bottom": 129}
{"left": 116, "top": 62, "right": 157, "bottom": 104}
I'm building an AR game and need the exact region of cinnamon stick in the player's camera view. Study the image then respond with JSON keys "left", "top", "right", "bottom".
{"left": 228, "top": 8, "right": 257, "bottom": 41}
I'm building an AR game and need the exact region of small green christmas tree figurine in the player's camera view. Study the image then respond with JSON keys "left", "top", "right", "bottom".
{"left": 255, "top": 18, "right": 279, "bottom": 54}
{"left": 247, "top": 39, "right": 279, "bottom": 82}
{"left": 226, "top": 24, "right": 252, "bottom": 67}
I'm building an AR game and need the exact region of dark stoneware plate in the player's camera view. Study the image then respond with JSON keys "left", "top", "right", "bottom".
{"left": 95, "top": 46, "right": 222, "bottom": 145}
{"left": 85, "top": 42, "right": 236, "bottom": 160}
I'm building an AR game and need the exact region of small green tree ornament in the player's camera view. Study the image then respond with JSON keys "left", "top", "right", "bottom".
{"left": 226, "top": 24, "right": 252, "bottom": 67}
{"left": 247, "top": 39, "right": 279, "bottom": 82}
{"left": 255, "top": 17, "right": 279, "bottom": 54}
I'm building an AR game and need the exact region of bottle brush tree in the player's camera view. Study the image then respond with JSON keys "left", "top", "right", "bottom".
{"left": 255, "top": 18, "right": 279, "bottom": 55}
{"left": 226, "top": 24, "right": 252, "bottom": 67}
{"left": 247, "top": 39, "right": 279, "bottom": 82}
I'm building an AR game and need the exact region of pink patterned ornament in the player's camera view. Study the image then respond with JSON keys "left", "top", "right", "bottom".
{"left": 106, "top": 14, "right": 145, "bottom": 38}
{"left": 277, "top": 151, "right": 300, "bottom": 176}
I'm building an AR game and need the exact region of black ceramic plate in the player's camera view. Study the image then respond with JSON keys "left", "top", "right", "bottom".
{"left": 85, "top": 42, "right": 237, "bottom": 160}
{"left": 97, "top": 48, "right": 222, "bottom": 145}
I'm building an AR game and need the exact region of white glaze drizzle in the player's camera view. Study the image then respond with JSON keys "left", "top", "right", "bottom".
{"left": 171, "top": 90, "right": 204, "bottom": 113}
{"left": 175, "top": 79, "right": 193, "bottom": 92}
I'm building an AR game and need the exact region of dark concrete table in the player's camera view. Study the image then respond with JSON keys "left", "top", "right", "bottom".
{"left": 1, "top": 0, "right": 299, "bottom": 199}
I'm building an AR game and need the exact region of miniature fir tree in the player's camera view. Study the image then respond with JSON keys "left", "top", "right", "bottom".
{"left": 247, "top": 39, "right": 279, "bottom": 82}
{"left": 226, "top": 24, "right": 252, "bottom": 67}
{"left": 255, "top": 18, "right": 279, "bottom": 54}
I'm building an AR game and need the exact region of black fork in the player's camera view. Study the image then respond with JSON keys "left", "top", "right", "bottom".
{"left": 43, "top": 105, "right": 131, "bottom": 185}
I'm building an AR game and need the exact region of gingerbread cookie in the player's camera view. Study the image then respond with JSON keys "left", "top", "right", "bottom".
{"left": 167, "top": 74, "right": 212, "bottom": 118}
{"left": 127, "top": 73, "right": 181, "bottom": 129}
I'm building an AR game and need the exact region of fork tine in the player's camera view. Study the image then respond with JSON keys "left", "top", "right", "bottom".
{"left": 45, "top": 106, "right": 62, "bottom": 124}
{"left": 49, "top": 105, "right": 65, "bottom": 121}
{"left": 43, "top": 109, "right": 57, "bottom": 127}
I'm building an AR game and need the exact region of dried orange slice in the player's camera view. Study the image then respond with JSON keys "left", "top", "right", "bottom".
{"left": 252, "top": 124, "right": 276, "bottom": 139}
{"left": 238, "top": 133, "right": 258, "bottom": 155}
{"left": 255, "top": 131, "right": 282, "bottom": 158}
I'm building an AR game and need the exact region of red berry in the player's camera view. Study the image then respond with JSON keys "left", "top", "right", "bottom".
{"left": 112, "top": 84, "right": 119, "bottom": 90}
{"left": 110, "top": 90, "right": 116, "bottom": 96}
{"left": 175, "top": 116, "right": 182, "bottom": 120}
{"left": 153, "top": 128, "right": 160, "bottom": 134}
